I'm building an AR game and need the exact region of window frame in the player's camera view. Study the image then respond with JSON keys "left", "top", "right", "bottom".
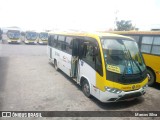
{"left": 140, "top": 35, "right": 160, "bottom": 56}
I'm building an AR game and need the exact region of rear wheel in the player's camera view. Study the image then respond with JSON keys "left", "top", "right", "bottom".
{"left": 82, "top": 80, "right": 91, "bottom": 98}
{"left": 147, "top": 69, "right": 155, "bottom": 86}
{"left": 54, "top": 60, "right": 59, "bottom": 71}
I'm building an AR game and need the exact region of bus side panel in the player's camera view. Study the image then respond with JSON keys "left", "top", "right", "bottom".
{"left": 49, "top": 47, "right": 56, "bottom": 62}
{"left": 55, "top": 50, "right": 64, "bottom": 73}
{"left": 52, "top": 48, "right": 71, "bottom": 76}
{"left": 47, "top": 46, "right": 52, "bottom": 59}
{"left": 143, "top": 54, "right": 160, "bottom": 83}
{"left": 51, "top": 47, "right": 60, "bottom": 65}
{"left": 60, "top": 51, "right": 72, "bottom": 76}
{"left": 56, "top": 50, "right": 71, "bottom": 76}
{"left": 78, "top": 60, "right": 100, "bottom": 99}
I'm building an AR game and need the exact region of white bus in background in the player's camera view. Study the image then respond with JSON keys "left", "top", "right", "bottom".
{"left": 4, "top": 29, "right": 21, "bottom": 44}
{"left": 24, "top": 31, "right": 38, "bottom": 44}
{"left": 38, "top": 32, "right": 48, "bottom": 45}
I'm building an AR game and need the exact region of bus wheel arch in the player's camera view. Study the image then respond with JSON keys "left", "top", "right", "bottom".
{"left": 54, "top": 59, "right": 59, "bottom": 71}
{"left": 146, "top": 66, "right": 156, "bottom": 86}
{"left": 80, "top": 77, "right": 91, "bottom": 98}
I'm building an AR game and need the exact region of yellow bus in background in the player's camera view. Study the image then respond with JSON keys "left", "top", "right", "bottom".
{"left": 24, "top": 31, "right": 38, "bottom": 44}
{"left": 109, "top": 31, "right": 160, "bottom": 86}
{"left": 47, "top": 31, "right": 148, "bottom": 102}
{"left": 6, "top": 29, "right": 21, "bottom": 44}
{"left": 38, "top": 32, "right": 48, "bottom": 45}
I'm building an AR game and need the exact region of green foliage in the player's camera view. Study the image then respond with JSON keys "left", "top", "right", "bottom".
{"left": 115, "top": 20, "right": 135, "bottom": 31}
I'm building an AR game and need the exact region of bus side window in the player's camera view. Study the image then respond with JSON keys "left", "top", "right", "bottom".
{"left": 56, "top": 36, "right": 61, "bottom": 49}
{"left": 151, "top": 37, "right": 160, "bottom": 55}
{"left": 141, "top": 36, "right": 153, "bottom": 53}
{"left": 51, "top": 35, "right": 54, "bottom": 47}
{"left": 65, "top": 37, "right": 73, "bottom": 55}
{"left": 82, "top": 41, "right": 96, "bottom": 69}
{"left": 57, "top": 35, "right": 65, "bottom": 50}
{"left": 60, "top": 36, "right": 66, "bottom": 51}
{"left": 82, "top": 44, "right": 87, "bottom": 57}
{"left": 54, "top": 35, "right": 58, "bottom": 48}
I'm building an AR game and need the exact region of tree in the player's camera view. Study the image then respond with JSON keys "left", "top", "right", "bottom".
{"left": 115, "top": 20, "right": 135, "bottom": 31}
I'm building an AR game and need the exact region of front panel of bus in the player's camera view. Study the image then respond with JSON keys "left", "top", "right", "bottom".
{"left": 7, "top": 30, "right": 21, "bottom": 43}
{"left": 25, "top": 32, "right": 38, "bottom": 44}
{"left": 109, "top": 33, "right": 160, "bottom": 85}
{"left": 38, "top": 32, "right": 48, "bottom": 44}
{"left": 96, "top": 37, "right": 148, "bottom": 102}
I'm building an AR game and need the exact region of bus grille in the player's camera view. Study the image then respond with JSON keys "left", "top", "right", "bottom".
{"left": 106, "top": 70, "right": 147, "bottom": 84}
{"left": 117, "top": 92, "right": 142, "bottom": 101}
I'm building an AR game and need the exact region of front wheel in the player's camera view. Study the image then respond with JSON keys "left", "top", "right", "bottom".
{"left": 147, "top": 69, "right": 155, "bottom": 86}
{"left": 82, "top": 80, "right": 91, "bottom": 98}
{"left": 54, "top": 60, "right": 59, "bottom": 71}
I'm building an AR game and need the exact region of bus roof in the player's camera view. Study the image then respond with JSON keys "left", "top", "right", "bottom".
{"left": 108, "top": 31, "right": 160, "bottom": 35}
{"left": 48, "top": 31, "right": 133, "bottom": 40}
{"left": 7, "top": 30, "right": 20, "bottom": 32}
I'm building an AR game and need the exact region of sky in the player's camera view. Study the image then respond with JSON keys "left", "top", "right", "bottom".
{"left": 0, "top": 0, "right": 160, "bottom": 31}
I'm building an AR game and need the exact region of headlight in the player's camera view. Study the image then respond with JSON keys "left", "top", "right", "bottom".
{"left": 142, "top": 84, "right": 148, "bottom": 89}
{"left": 105, "top": 87, "right": 122, "bottom": 94}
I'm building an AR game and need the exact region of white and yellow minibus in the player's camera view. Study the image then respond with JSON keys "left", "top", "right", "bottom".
{"left": 47, "top": 32, "right": 148, "bottom": 102}
{"left": 24, "top": 31, "right": 38, "bottom": 44}
{"left": 6, "top": 29, "right": 21, "bottom": 44}
{"left": 38, "top": 32, "right": 48, "bottom": 45}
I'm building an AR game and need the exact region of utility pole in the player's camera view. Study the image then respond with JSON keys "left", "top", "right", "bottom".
{"left": 114, "top": 10, "right": 119, "bottom": 30}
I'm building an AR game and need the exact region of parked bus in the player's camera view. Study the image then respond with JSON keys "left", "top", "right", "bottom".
{"left": 38, "top": 32, "right": 48, "bottom": 44}
{"left": 0, "top": 28, "right": 2, "bottom": 41}
{"left": 5, "top": 29, "right": 21, "bottom": 44}
{"left": 109, "top": 31, "right": 160, "bottom": 86}
{"left": 47, "top": 32, "right": 148, "bottom": 102}
{"left": 24, "top": 31, "right": 38, "bottom": 44}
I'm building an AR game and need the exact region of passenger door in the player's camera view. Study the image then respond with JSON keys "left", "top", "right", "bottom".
{"left": 78, "top": 40, "right": 96, "bottom": 82}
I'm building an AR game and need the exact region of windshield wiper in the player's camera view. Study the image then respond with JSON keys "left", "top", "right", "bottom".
{"left": 127, "top": 50, "right": 142, "bottom": 74}
{"left": 122, "top": 50, "right": 130, "bottom": 78}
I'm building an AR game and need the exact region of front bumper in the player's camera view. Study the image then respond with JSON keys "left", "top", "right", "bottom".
{"left": 39, "top": 41, "right": 47, "bottom": 45}
{"left": 8, "top": 40, "right": 21, "bottom": 44}
{"left": 25, "top": 41, "right": 37, "bottom": 44}
{"left": 99, "top": 86, "right": 147, "bottom": 102}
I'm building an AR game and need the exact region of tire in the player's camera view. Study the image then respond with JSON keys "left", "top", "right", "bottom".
{"left": 82, "top": 80, "right": 91, "bottom": 98}
{"left": 147, "top": 69, "right": 155, "bottom": 86}
{"left": 54, "top": 60, "right": 59, "bottom": 71}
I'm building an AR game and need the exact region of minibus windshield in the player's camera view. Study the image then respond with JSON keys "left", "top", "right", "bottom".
{"left": 26, "top": 32, "right": 37, "bottom": 40}
{"left": 7, "top": 30, "right": 20, "bottom": 39}
{"left": 101, "top": 38, "right": 146, "bottom": 74}
{"left": 39, "top": 33, "right": 48, "bottom": 40}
